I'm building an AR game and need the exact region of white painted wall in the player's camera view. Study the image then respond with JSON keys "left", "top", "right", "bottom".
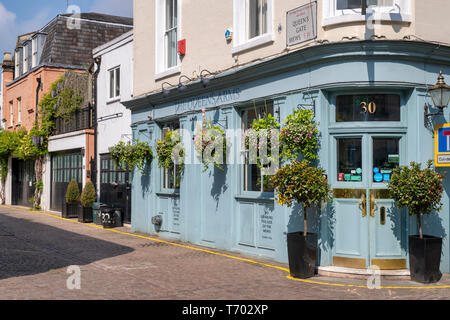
{"left": 93, "top": 31, "right": 134, "bottom": 193}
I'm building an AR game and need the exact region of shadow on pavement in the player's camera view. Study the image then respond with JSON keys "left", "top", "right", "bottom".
{"left": 0, "top": 212, "right": 134, "bottom": 281}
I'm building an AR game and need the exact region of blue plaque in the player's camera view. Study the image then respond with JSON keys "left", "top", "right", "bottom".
{"left": 374, "top": 173, "right": 383, "bottom": 182}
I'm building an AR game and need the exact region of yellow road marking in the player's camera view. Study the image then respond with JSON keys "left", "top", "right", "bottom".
{"left": 3, "top": 205, "right": 450, "bottom": 290}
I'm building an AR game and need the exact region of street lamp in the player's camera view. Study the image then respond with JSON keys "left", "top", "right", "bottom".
{"left": 428, "top": 71, "right": 450, "bottom": 112}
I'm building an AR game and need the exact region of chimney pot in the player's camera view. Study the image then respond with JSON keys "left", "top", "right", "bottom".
{"left": 3, "top": 52, "right": 12, "bottom": 62}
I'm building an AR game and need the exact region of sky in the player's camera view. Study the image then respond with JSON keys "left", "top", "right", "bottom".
{"left": 0, "top": 0, "right": 133, "bottom": 87}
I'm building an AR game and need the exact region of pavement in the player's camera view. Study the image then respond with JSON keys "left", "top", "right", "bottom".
{"left": 0, "top": 205, "right": 450, "bottom": 300}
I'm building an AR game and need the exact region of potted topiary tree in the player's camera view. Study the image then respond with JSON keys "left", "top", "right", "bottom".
{"left": 387, "top": 160, "right": 445, "bottom": 283}
{"left": 64, "top": 179, "right": 80, "bottom": 218}
{"left": 271, "top": 160, "right": 331, "bottom": 279}
{"left": 79, "top": 181, "right": 96, "bottom": 223}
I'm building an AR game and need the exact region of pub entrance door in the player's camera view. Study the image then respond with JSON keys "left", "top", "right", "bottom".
{"left": 329, "top": 92, "right": 409, "bottom": 270}
{"left": 331, "top": 135, "right": 408, "bottom": 269}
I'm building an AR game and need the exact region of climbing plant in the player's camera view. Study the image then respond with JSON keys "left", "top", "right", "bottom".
{"left": 109, "top": 140, "right": 154, "bottom": 174}
{"left": 0, "top": 129, "right": 25, "bottom": 204}
{"left": 13, "top": 71, "right": 89, "bottom": 210}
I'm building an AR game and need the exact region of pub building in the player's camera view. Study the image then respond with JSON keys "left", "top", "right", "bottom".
{"left": 126, "top": 0, "right": 450, "bottom": 276}
{"left": 124, "top": 40, "right": 450, "bottom": 276}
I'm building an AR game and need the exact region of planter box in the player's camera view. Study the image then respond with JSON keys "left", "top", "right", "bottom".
{"left": 409, "top": 235, "right": 442, "bottom": 283}
{"left": 287, "top": 232, "right": 317, "bottom": 279}
{"left": 62, "top": 202, "right": 80, "bottom": 219}
{"left": 78, "top": 206, "right": 93, "bottom": 223}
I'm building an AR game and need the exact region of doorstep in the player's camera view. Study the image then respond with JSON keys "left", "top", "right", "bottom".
{"left": 317, "top": 266, "right": 411, "bottom": 280}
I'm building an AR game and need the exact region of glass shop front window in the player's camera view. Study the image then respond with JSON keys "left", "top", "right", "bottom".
{"left": 372, "top": 137, "right": 399, "bottom": 183}
{"left": 337, "top": 138, "right": 362, "bottom": 182}
{"left": 241, "top": 100, "right": 275, "bottom": 193}
{"left": 336, "top": 94, "right": 401, "bottom": 122}
{"left": 161, "top": 121, "right": 181, "bottom": 190}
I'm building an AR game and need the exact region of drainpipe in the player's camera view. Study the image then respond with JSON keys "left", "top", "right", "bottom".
{"left": 35, "top": 78, "right": 42, "bottom": 124}
{"left": 92, "top": 57, "right": 102, "bottom": 191}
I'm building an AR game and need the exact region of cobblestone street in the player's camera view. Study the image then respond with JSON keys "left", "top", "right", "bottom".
{"left": 0, "top": 205, "right": 450, "bottom": 300}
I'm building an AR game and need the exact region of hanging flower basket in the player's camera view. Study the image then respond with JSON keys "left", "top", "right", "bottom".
{"left": 109, "top": 140, "right": 154, "bottom": 174}
{"left": 194, "top": 122, "right": 228, "bottom": 172}
{"left": 156, "top": 130, "right": 184, "bottom": 171}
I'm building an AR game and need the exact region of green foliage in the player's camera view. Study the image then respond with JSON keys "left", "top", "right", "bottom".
{"left": 387, "top": 160, "right": 444, "bottom": 217}
{"left": 281, "top": 108, "right": 319, "bottom": 162}
{"left": 245, "top": 114, "right": 281, "bottom": 169}
{"left": 14, "top": 125, "right": 48, "bottom": 160}
{"left": 0, "top": 129, "right": 25, "bottom": 180}
{"left": 271, "top": 160, "right": 331, "bottom": 209}
{"left": 194, "top": 122, "right": 228, "bottom": 172}
{"left": 80, "top": 181, "right": 97, "bottom": 207}
{"left": 156, "top": 130, "right": 184, "bottom": 170}
{"left": 110, "top": 140, "right": 154, "bottom": 174}
{"left": 39, "top": 71, "right": 89, "bottom": 139}
{"left": 34, "top": 180, "right": 44, "bottom": 192}
{"left": 65, "top": 179, "right": 80, "bottom": 203}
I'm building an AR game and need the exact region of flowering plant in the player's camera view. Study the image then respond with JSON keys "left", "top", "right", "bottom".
{"left": 280, "top": 109, "right": 319, "bottom": 162}
{"left": 109, "top": 140, "right": 153, "bottom": 174}
{"left": 244, "top": 114, "right": 281, "bottom": 172}
{"left": 156, "top": 130, "right": 184, "bottom": 171}
{"left": 271, "top": 160, "right": 331, "bottom": 236}
{"left": 194, "top": 122, "right": 228, "bottom": 172}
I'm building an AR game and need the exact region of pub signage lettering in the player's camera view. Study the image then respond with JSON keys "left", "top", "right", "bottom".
{"left": 175, "top": 88, "right": 241, "bottom": 114}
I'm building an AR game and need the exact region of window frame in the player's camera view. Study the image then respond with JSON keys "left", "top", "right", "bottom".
{"left": 108, "top": 66, "right": 121, "bottom": 100}
{"left": 14, "top": 50, "right": 20, "bottom": 79}
{"left": 32, "top": 37, "right": 38, "bottom": 68}
{"left": 232, "top": 0, "right": 274, "bottom": 55}
{"left": 155, "top": 0, "right": 181, "bottom": 80}
{"left": 17, "top": 98, "right": 21, "bottom": 124}
{"left": 322, "top": 0, "right": 411, "bottom": 27}
{"left": 9, "top": 101, "right": 13, "bottom": 127}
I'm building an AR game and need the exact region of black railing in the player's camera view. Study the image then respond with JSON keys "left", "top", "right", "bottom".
{"left": 53, "top": 106, "right": 92, "bottom": 135}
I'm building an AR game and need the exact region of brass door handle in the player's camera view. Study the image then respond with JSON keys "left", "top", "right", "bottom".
{"left": 358, "top": 193, "right": 367, "bottom": 217}
{"left": 370, "top": 194, "right": 378, "bottom": 218}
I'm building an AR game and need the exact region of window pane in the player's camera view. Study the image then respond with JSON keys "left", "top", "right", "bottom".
{"left": 337, "top": 138, "right": 362, "bottom": 182}
{"left": 115, "top": 68, "right": 120, "bottom": 97}
{"left": 337, "top": 0, "right": 361, "bottom": 9}
{"left": 244, "top": 164, "right": 261, "bottom": 192}
{"left": 337, "top": 0, "right": 393, "bottom": 9}
{"left": 166, "top": 0, "right": 176, "bottom": 29}
{"left": 336, "top": 94, "right": 400, "bottom": 122}
{"left": 249, "top": 0, "right": 260, "bottom": 39}
{"left": 166, "top": 29, "right": 177, "bottom": 69}
{"left": 109, "top": 70, "right": 115, "bottom": 98}
{"left": 368, "top": 0, "right": 393, "bottom": 6}
{"left": 372, "top": 138, "right": 399, "bottom": 183}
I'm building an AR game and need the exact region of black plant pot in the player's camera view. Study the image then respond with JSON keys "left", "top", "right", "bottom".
{"left": 63, "top": 202, "right": 80, "bottom": 219}
{"left": 78, "top": 206, "right": 93, "bottom": 223}
{"left": 409, "top": 235, "right": 442, "bottom": 283}
{"left": 287, "top": 232, "right": 318, "bottom": 279}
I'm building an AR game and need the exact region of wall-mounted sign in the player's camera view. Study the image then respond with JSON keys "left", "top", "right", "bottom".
{"left": 225, "top": 28, "right": 233, "bottom": 41}
{"left": 435, "top": 123, "right": 450, "bottom": 167}
{"left": 286, "top": 1, "right": 317, "bottom": 47}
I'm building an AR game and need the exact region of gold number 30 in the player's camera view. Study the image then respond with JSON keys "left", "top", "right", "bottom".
{"left": 361, "top": 101, "right": 377, "bottom": 114}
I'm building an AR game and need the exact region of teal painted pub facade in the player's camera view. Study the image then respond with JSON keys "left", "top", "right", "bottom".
{"left": 125, "top": 40, "right": 450, "bottom": 273}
